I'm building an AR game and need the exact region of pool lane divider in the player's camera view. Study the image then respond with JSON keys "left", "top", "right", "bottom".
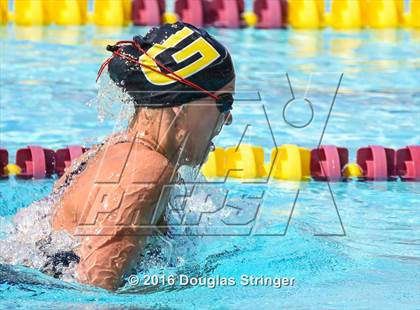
{"left": 200, "top": 144, "right": 420, "bottom": 181}
{"left": 2, "top": 0, "right": 419, "bottom": 29}
{"left": 15, "top": 146, "right": 55, "bottom": 179}
{"left": 0, "top": 145, "right": 86, "bottom": 179}
{"left": 0, "top": 144, "right": 419, "bottom": 182}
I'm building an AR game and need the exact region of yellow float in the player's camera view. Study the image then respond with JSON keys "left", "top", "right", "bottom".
{"left": 123, "top": 0, "right": 132, "bottom": 25}
{"left": 364, "top": 0, "right": 399, "bottom": 28}
{"left": 49, "top": 0, "right": 87, "bottom": 26}
{"left": 0, "top": 0, "right": 7, "bottom": 25}
{"left": 410, "top": 0, "right": 420, "bottom": 28}
{"left": 330, "top": 0, "right": 363, "bottom": 29}
{"left": 269, "top": 144, "right": 311, "bottom": 181}
{"left": 395, "top": 0, "right": 408, "bottom": 26}
{"left": 225, "top": 144, "right": 266, "bottom": 179}
{"left": 342, "top": 163, "right": 363, "bottom": 178}
{"left": 201, "top": 144, "right": 313, "bottom": 181}
{"left": 162, "top": 12, "right": 178, "bottom": 24}
{"left": 201, "top": 147, "right": 226, "bottom": 178}
{"left": 15, "top": 0, "right": 49, "bottom": 26}
{"left": 242, "top": 11, "right": 258, "bottom": 27}
{"left": 288, "top": 0, "right": 324, "bottom": 29}
{"left": 4, "top": 163, "right": 21, "bottom": 176}
{"left": 94, "top": 0, "right": 125, "bottom": 26}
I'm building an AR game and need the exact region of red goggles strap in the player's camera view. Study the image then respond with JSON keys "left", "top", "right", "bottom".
{"left": 96, "top": 40, "right": 219, "bottom": 100}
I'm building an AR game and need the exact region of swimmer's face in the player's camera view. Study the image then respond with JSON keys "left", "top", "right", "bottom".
{"left": 179, "top": 79, "right": 235, "bottom": 166}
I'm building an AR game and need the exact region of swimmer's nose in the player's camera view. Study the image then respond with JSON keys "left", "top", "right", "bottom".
{"left": 224, "top": 112, "right": 232, "bottom": 125}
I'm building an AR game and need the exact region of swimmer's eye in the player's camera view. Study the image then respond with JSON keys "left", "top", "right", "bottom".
{"left": 216, "top": 93, "right": 234, "bottom": 114}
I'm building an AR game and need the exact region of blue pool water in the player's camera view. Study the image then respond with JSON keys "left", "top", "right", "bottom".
{"left": 0, "top": 25, "right": 419, "bottom": 309}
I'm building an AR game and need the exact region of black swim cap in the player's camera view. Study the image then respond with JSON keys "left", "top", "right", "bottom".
{"left": 106, "top": 22, "right": 235, "bottom": 107}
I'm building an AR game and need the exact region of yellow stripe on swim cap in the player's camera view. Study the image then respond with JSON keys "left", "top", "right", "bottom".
{"left": 139, "top": 26, "right": 220, "bottom": 86}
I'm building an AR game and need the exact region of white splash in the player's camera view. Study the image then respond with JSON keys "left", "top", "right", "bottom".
{"left": 0, "top": 193, "right": 80, "bottom": 281}
{"left": 0, "top": 168, "right": 229, "bottom": 285}
{"left": 87, "top": 74, "right": 135, "bottom": 130}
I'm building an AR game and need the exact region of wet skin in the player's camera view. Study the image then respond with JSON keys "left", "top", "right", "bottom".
{"left": 52, "top": 80, "right": 235, "bottom": 290}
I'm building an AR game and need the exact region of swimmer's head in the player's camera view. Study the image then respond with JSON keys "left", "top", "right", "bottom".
{"left": 99, "top": 22, "right": 236, "bottom": 166}
{"left": 104, "top": 21, "right": 235, "bottom": 108}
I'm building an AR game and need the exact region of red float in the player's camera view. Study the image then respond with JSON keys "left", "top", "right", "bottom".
{"left": 55, "top": 145, "right": 88, "bottom": 176}
{"left": 254, "top": 0, "right": 287, "bottom": 29}
{"left": 15, "top": 146, "right": 55, "bottom": 179}
{"left": 175, "top": 0, "right": 205, "bottom": 27}
{"left": 205, "top": 0, "right": 244, "bottom": 28}
{"left": 310, "top": 145, "right": 348, "bottom": 181}
{"left": 357, "top": 145, "right": 396, "bottom": 181}
{"left": 0, "top": 148, "right": 8, "bottom": 179}
{"left": 396, "top": 145, "right": 420, "bottom": 181}
{"left": 132, "top": 0, "right": 165, "bottom": 26}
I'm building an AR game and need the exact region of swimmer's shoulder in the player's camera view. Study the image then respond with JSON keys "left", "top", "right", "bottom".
{"left": 101, "top": 141, "right": 175, "bottom": 184}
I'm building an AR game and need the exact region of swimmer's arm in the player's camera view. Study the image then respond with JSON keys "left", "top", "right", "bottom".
{"left": 76, "top": 185, "right": 156, "bottom": 290}
{"left": 76, "top": 155, "right": 174, "bottom": 290}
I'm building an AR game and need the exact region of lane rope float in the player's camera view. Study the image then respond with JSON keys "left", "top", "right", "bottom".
{"left": 1, "top": 144, "right": 419, "bottom": 182}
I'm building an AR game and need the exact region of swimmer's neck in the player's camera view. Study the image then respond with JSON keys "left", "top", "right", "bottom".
{"left": 128, "top": 108, "right": 186, "bottom": 168}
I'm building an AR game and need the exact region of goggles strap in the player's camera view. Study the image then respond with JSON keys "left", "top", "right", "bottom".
{"left": 96, "top": 40, "right": 219, "bottom": 101}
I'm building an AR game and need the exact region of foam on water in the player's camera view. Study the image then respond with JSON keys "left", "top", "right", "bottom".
{"left": 0, "top": 169, "right": 231, "bottom": 287}
{"left": 0, "top": 192, "right": 80, "bottom": 281}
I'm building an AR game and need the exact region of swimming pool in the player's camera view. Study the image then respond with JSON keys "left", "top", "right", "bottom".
{"left": 0, "top": 25, "right": 419, "bottom": 309}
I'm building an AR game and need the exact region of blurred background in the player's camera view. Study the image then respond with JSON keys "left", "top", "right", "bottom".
{"left": 0, "top": 2, "right": 419, "bottom": 309}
